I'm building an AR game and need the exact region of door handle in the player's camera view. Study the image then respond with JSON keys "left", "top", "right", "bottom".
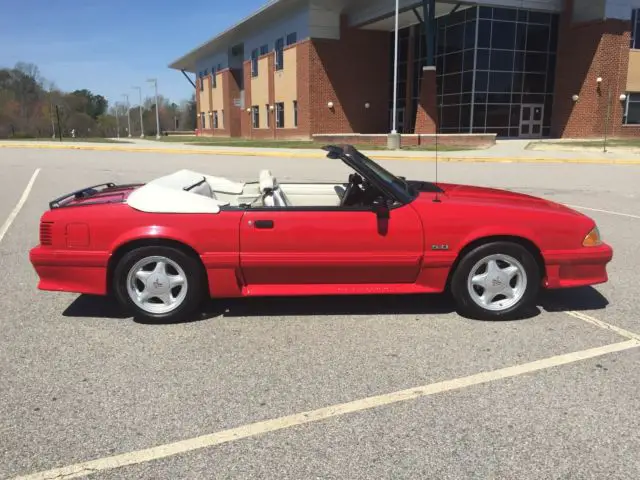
{"left": 254, "top": 220, "right": 274, "bottom": 229}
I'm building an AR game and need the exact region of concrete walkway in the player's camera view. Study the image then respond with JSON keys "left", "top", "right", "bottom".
{"left": 2, "top": 138, "right": 640, "bottom": 165}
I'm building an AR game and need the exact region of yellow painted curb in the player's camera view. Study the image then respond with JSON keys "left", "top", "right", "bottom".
{"left": 2, "top": 142, "right": 640, "bottom": 165}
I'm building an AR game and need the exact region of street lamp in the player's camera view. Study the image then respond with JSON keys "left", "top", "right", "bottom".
{"left": 122, "top": 94, "right": 132, "bottom": 138}
{"left": 114, "top": 102, "right": 120, "bottom": 139}
{"left": 387, "top": 0, "right": 400, "bottom": 150}
{"left": 132, "top": 86, "right": 145, "bottom": 138}
{"left": 147, "top": 78, "right": 161, "bottom": 139}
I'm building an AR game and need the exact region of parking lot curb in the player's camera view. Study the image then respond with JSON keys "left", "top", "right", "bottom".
{"left": 2, "top": 142, "right": 640, "bottom": 165}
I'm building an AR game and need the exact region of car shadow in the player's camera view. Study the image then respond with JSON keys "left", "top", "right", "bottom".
{"left": 61, "top": 287, "right": 608, "bottom": 325}
{"left": 538, "top": 286, "right": 610, "bottom": 313}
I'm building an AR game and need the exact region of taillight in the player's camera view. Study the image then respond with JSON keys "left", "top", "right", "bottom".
{"left": 40, "top": 222, "right": 53, "bottom": 246}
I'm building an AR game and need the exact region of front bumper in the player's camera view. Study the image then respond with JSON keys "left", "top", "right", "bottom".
{"left": 29, "top": 246, "right": 110, "bottom": 295}
{"left": 543, "top": 243, "right": 613, "bottom": 289}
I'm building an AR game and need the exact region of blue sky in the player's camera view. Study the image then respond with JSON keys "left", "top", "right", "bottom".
{"left": 0, "top": 0, "right": 265, "bottom": 106}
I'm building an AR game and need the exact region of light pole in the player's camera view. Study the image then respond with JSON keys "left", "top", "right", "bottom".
{"left": 147, "top": 78, "right": 161, "bottom": 139}
{"left": 114, "top": 102, "right": 120, "bottom": 139}
{"left": 132, "top": 86, "right": 145, "bottom": 138}
{"left": 388, "top": 0, "right": 400, "bottom": 149}
{"left": 122, "top": 94, "right": 132, "bottom": 138}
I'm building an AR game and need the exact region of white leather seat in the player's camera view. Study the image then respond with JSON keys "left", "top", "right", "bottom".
{"left": 259, "top": 169, "right": 290, "bottom": 207}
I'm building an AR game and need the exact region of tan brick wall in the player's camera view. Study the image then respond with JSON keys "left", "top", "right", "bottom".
{"left": 274, "top": 47, "right": 298, "bottom": 129}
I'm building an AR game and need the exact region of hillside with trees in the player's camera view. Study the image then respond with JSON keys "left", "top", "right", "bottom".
{"left": 0, "top": 62, "right": 196, "bottom": 139}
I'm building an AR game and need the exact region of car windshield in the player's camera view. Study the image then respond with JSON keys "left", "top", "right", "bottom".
{"left": 349, "top": 149, "right": 414, "bottom": 199}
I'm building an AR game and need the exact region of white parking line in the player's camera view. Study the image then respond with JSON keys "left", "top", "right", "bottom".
{"left": 566, "top": 204, "right": 640, "bottom": 220}
{"left": 565, "top": 310, "right": 640, "bottom": 342}
{"left": 12, "top": 339, "right": 639, "bottom": 480}
{"left": 0, "top": 168, "right": 40, "bottom": 244}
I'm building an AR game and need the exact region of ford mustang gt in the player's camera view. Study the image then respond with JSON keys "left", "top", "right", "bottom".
{"left": 29, "top": 145, "right": 613, "bottom": 322}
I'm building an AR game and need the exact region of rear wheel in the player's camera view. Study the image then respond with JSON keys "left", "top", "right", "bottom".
{"left": 113, "top": 245, "right": 205, "bottom": 323}
{"left": 450, "top": 241, "right": 540, "bottom": 320}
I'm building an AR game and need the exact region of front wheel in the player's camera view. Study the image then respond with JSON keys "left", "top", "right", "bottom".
{"left": 113, "top": 245, "right": 206, "bottom": 323}
{"left": 450, "top": 241, "right": 540, "bottom": 320}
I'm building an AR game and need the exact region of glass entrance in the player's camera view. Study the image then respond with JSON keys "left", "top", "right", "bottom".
{"left": 519, "top": 104, "right": 544, "bottom": 138}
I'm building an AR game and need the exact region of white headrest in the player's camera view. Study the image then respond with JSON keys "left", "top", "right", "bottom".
{"left": 259, "top": 169, "right": 277, "bottom": 192}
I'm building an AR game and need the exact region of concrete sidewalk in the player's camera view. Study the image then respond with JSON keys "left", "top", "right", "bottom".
{"left": 2, "top": 138, "right": 640, "bottom": 165}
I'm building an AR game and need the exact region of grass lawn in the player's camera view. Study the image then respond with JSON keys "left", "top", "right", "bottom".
{"left": 154, "top": 136, "right": 477, "bottom": 151}
{"left": 2, "top": 137, "right": 133, "bottom": 144}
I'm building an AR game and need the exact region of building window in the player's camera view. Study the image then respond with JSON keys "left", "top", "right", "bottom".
{"left": 251, "top": 106, "right": 260, "bottom": 128}
{"left": 199, "top": 73, "right": 204, "bottom": 91}
{"left": 286, "top": 32, "right": 297, "bottom": 46}
{"left": 211, "top": 67, "right": 217, "bottom": 88}
{"left": 221, "top": 110, "right": 224, "bottom": 128}
{"left": 275, "top": 38, "right": 284, "bottom": 70}
{"left": 200, "top": 112, "right": 206, "bottom": 129}
{"left": 624, "top": 93, "right": 640, "bottom": 124}
{"left": 251, "top": 48, "right": 259, "bottom": 76}
{"left": 276, "top": 102, "right": 285, "bottom": 128}
{"left": 266, "top": 104, "right": 270, "bottom": 127}
{"left": 397, "top": 5, "right": 559, "bottom": 138}
{"left": 293, "top": 100, "right": 298, "bottom": 127}
{"left": 213, "top": 111, "right": 219, "bottom": 129}
{"left": 260, "top": 44, "right": 268, "bottom": 56}
{"left": 633, "top": 10, "right": 640, "bottom": 49}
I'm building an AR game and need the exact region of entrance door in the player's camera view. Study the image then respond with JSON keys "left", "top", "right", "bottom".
{"left": 239, "top": 206, "right": 424, "bottom": 286}
{"left": 519, "top": 104, "right": 544, "bottom": 138}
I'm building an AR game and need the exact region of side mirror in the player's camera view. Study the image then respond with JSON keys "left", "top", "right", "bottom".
{"left": 372, "top": 197, "right": 390, "bottom": 219}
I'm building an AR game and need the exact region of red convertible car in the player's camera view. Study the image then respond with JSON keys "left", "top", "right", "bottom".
{"left": 29, "top": 145, "right": 612, "bottom": 322}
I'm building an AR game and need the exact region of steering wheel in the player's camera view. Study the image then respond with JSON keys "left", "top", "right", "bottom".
{"left": 340, "top": 173, "right": 362, "bottom": 207}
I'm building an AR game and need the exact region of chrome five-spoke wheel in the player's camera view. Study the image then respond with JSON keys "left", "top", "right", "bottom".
{"left": 466, "top": 254, "right": 527, "bottom": 312}
{"left": 126, "top": 256, "right": 188, "bottom": 314}
{"left": 450, "top": 241, "right": 540, "bottom": 320}
{"left": 114, "top": 245, "right": 205, "bottom": 322}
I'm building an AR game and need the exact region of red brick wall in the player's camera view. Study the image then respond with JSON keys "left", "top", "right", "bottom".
{"left": 308, "top": 18, "right": 390, "bottom": 135}
{"left": 552, "top": 0, "right": 632, "bottom": 137}
{"left": 295, "top": 41, "right": 311, "bottom": 138}
{"left": 223, "top": 68, "right": 242, "bottom": 137}
{"left": 312, "top": 134, "right": 496, "bottom": 148}
{"left": 414, "top": 68, "right": 438, "bottom": 134}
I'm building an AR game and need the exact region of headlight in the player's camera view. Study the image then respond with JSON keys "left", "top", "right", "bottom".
{"left": 583, "top": 226, "right": 603, "bottom": 247}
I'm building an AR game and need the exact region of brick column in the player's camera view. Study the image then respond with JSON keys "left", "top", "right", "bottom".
{"left": 405, "top": 26, "right": 416, "bottom": 133}
{"left": 195, "top": 78, "right": 201, "bottom": 133}
{"left": 268, "top": 53, "right": 276, "bottom": 138}
{"left": 223, "top": 69, "right": 242, "bottom": 137}
{"left": 241, "top": 61, "right": 252, "bottom": 138}
{"left": 414, "top": 66, "right": 437, "bottom": 134}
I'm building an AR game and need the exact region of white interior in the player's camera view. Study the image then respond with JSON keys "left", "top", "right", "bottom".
{"left": 126, "top": 169, "right": 347, "bottom": 214}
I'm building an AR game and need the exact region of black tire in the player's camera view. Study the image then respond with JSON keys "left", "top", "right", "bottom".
{"left": 113, "top": 245, "right": 206, "bottom": 323}
{"left": 450, "top": 241, "right": 540, "bottom": 320}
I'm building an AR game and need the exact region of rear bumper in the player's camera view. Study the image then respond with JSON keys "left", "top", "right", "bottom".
{"left": 29, "top": 246, "right": 110, "bottom": 295}
{"left": 543, "top": 243, "right": 613, "bottom": 289}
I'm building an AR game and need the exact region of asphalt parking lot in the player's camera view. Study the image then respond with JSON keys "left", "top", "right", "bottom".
{"left": 1, "top": 147, "right": 639, "bottom": 479}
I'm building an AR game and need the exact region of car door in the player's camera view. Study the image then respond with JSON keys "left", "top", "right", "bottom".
{"left": 239, "top": 204, "right": 424, "bottom": 286}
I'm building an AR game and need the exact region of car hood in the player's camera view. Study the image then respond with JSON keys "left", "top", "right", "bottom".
{"left": 420, "top": 182, "right": 582, "bottom": 215}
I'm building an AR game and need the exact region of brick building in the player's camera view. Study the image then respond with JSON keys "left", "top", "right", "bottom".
{"left": 169, "top": 0, "right": 640, "bottom": 140}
